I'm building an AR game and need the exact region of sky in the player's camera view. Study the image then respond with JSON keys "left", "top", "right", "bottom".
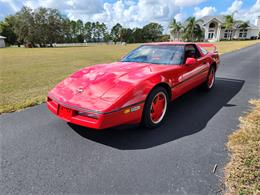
{"left": 0, "top": 0, "right": 259, "bottom": 31}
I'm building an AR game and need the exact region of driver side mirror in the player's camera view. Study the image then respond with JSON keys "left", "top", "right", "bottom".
{"left": 185, "top": 57, "right": 197, "bottom": 65}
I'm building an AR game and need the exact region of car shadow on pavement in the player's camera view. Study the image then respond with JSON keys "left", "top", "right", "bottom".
{"left": 69, "top": 77, "right": 244, "bottom": 150}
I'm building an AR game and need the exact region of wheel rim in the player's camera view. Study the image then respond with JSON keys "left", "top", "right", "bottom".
{"left": 150, "top": 92, "right": 167, "bottom": 124}
{"left": 208, "top": 68, "right": 215, "bottom": 88}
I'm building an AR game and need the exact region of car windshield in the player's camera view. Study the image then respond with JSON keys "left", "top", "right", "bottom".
{"left": 121, "top": 45, "right": 184, "bottom": 65}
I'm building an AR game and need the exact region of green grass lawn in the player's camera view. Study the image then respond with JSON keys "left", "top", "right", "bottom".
{"left": 0, "top": 40, "right": 259, "bottom": 113}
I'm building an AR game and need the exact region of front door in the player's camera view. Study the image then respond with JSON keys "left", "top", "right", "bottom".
{"left": 208, "top": 29, "right": 215, "bottom": 40}
{"left": 176, "top": 44, "right": 207, "bottom": 95}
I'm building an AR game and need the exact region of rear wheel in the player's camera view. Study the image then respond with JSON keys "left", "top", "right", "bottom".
{"left": 142, "top": 86, "right": 169, "bottom": 129}
{"left": 202, "top": 66, "right": 216, "bottom": 91}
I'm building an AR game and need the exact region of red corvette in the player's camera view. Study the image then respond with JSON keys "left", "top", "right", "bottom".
{"left": 47, "top": 42, "right": 220, "bottom": 129}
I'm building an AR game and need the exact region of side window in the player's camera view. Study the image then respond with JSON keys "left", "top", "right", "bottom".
{"left": 185, "top": 45, "right": 201, "bottom": 60}
{"left": 200, "top": 47, "right": 208, "bottom": 55}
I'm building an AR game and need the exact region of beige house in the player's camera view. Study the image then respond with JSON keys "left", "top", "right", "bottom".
{"left": 0, "top": 35, "right": 6, "bottom": 48}
{"left": 198, "top": 15, "right": 260, "bottom": 42}
{"left": 170, "top": 15, "right": 260, "bottom": 42}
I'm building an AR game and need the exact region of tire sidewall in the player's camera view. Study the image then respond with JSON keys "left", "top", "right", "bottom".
{"left": 142, "top": 86, "right": 169, "bottom": 129}
{"left": 204, "top": 66, "right": 216, "bottom": 91}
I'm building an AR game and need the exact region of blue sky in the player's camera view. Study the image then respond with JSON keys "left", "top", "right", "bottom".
{"left": 0, "top": 0, "right": 259, "bottom": 30}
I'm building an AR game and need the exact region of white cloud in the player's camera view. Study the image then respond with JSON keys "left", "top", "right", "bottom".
{"left": 174, "top": 13, "right": 186, "bottom": 22}
{"left": 175, "top": 0, "right": 206, "bottom": 7}
{"left": 1, "top": 0, "right": 259, "bottom": 31}
{"left": 23, "top": 0, "right": 103, "bottom": 15}
{"left": 194, "top": 6, "right": 216, "bottom": 18}
{"left": 226, "top": 0, "right": 243, "bottom": 14}
{"left": 237, "top": 0, "right": 260, "bottom": 24}
{"left": 91, "top": 0, "right": 181, "bottom": 29}
{"left": 91, "top": 0, "right": 208, "bottom": 30}
{"left": 251, "top": 0, "right": 260, "bottom": 14}
{"left": 223, "top": 0, "right": 260, "bottom": 24}
{"left": 0, "top": 0, "right": 210, "bottom": 30}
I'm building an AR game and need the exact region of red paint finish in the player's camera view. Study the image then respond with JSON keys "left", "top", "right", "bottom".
{"left": 47, "top": 42, "right": 220, "bottom": 129}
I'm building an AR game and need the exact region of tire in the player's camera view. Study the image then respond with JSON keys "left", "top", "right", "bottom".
{"left": 202, "top": 65, "right": 216, "bottom": 91}
{"left": 142, "top": 86, "right": 169, "bottom": 129}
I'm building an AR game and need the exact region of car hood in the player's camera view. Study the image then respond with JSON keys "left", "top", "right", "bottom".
{"left": 49, "top": 62, "right": 173, "bottom": 112}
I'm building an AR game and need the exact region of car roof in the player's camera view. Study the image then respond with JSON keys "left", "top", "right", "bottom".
{"left": 143, "top": 42, "right": 193, "bottom": 46}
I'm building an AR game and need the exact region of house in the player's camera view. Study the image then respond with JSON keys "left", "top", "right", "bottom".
{"left": 170, "top": 15, "right": 260, "bottom": 42}
{"left": 0, "top": 35, "right": 6, "bottom": 48}
{"left": 199, "top": 15, "right": 260, "bottom": 42}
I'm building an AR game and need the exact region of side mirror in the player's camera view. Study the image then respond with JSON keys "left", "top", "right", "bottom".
{"left": 185, "top": 57, "right": 196, "bottom": 65}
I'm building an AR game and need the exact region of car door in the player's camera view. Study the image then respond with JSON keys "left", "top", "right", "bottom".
{"left": 175, "top": 44, "right": 209, "bottom": 95}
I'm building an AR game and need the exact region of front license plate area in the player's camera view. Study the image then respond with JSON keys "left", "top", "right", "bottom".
{"left": 58, "top": 105, "right": 73, "bottom": 119}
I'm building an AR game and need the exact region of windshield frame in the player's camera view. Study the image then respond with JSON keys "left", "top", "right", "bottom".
{"left": 120, "top": 44, "right": 185, "bottom": 65}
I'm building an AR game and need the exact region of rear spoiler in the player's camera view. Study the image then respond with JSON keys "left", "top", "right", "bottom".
{"left": 197, "top": 43, "right": 218, "bottom": 53}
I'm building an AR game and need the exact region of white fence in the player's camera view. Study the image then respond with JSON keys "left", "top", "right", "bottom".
{"left": 10, "top": 42, "right": 128, "bottom": 48}
{"left": 53, "top": 43, "right": 88, "bottom": 47}
{"left": 53, "top": 42, "right": 127, "bottom": 47}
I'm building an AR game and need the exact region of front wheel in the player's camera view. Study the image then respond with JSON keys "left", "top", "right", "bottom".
{"left": 142, "top": 87, "right": 169, "bottom": 129}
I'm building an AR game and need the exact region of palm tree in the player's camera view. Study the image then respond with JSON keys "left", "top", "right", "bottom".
{"left": 182, "top": 17, "right": 203, "bottom": 42}
{"left": 238, "top": 21, "right": 249, "bottom": 29}
{"left": 235, "top": 20, "right": 250, "bottom": 40}
{"left": 169, "top": 18, "right": 182, "bottom": 41}
{"left": 193, "top": 24, "right": 204, "bottom": 41}
{"left": 224, "top": 14, "right": 235, "bottom": 40}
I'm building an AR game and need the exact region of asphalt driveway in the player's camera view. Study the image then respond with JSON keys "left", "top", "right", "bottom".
{"left": 1, "top": 43, "right": 259, "bottom": 194}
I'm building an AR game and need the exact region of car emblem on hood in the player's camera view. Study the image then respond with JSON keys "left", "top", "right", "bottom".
{"left": 76, "top": 88, "right": 84, "bottom": 94}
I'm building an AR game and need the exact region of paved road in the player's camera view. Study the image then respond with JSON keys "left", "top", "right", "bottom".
{"left": 1, "top": 44, "right": 259, "bottom": 195}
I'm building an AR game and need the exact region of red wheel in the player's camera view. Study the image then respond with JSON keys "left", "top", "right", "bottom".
{"left": 142, "top": 86, "right": 169, "bottom": 128}
{"left": 150, "top": 92, "right": 167, "bottom": 124}
{"left": 207, "top": 67, "right": 215, "bottom": 89}
{"left": 202, "top": 66, "right": 216, "bottom": 91}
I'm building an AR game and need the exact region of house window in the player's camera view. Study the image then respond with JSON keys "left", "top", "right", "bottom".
{"left": 208, "top": 33, "right": 214, "bottom": 39}
{"left": 239, "top": 29, "right": 247, "bottom": 38}
{"left": 208, "top": 29, "right": 215, "bottom": 39}
{"left": 209, "top": 23, "right": 216, "bottom": 28}
{"left": 224, "top": 30, "right": 233, "bottom": 39}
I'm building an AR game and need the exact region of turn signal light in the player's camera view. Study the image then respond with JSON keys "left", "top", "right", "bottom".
{"left": 78, "top": 111, "right": 99, "bottom": 119}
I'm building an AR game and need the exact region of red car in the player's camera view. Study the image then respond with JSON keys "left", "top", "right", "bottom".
{"left": 47, "top": 42, "right": 220, "bottom": 129}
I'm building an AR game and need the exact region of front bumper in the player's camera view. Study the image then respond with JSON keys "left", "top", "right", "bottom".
{"left": 47, "top": 96, "right": 144, "bottom": 129}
